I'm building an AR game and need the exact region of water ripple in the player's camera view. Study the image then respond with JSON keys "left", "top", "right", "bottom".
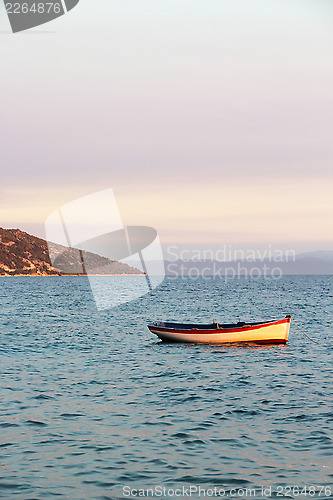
{"left": 0, "top": 276, "right": 332, "bottom": 499}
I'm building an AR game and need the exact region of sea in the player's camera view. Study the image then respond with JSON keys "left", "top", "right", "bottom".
{"left": 0, "top": 275, "right": 332, "bottom": 500}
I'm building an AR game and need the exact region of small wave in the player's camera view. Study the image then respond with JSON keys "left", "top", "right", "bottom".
{"left": 0, "top": 482, "right": 30, "bottom": 491}
{"left": 33, "top": 394, "right": 54, "bottom": 400}
{"left": 117, "top": 472, "right": 153, "bottom": 481}
{"left": 172, "top": 475, "right": 251, "bottom": 485}
{"left": 0, "top": 442, "right": 15, "bottom": 448}
{"left": 82, "top": 480, "right": 116, "bottom": 487}
{"left": 25, "top": 419, "right": 47, "bottom": 426}
{"left": 172, "top": 432, "right": 191, "bottom": 438}
{"left": 60, "top": 413, "right": 84, "bottom": 418}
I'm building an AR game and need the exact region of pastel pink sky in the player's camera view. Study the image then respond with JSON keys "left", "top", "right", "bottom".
{"left": 1, "top": 0, "right": 332, "bottom": 253}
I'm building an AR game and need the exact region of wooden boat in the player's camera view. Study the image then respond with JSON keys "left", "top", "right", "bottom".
{"left": 148, "top": 315, "right": 291, "bottom": 344}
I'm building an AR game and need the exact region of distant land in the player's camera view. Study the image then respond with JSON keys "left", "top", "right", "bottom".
{"left": 1, "top": 228, "right": 332, "bottom": 276}
{"left": 162, "top": 254, "right": 333, "bottom": 276}
{"left": 126, "top": 253, "right": 333, "bottom": 276}
{"left": 0, "top": 228, "right": 144, "bottom": 276}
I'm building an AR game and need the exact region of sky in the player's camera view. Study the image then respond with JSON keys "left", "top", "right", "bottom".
{"left": 1, "top": 0, "right": 333, "bottom": 255}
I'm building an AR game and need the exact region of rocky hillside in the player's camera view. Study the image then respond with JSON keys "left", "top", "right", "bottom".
{"left": 0, "top": 228, "right": 144, "bottom": 276}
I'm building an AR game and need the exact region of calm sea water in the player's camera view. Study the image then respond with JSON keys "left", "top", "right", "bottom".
{"left": 0, "top": 276, "right": 332, "bottom": 500}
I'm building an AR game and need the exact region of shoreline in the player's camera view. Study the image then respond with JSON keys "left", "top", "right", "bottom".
{"left": 0, "top": 274, "right": 147, "bottom": 277}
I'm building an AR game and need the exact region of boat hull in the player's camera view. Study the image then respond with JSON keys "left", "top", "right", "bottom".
{"left": 148, "top": 317, "right": 291, "bottom": 344}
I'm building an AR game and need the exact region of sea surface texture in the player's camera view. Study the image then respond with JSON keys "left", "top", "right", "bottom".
{"left": 1, "top": 276, "right": 332, "bottom": 499}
